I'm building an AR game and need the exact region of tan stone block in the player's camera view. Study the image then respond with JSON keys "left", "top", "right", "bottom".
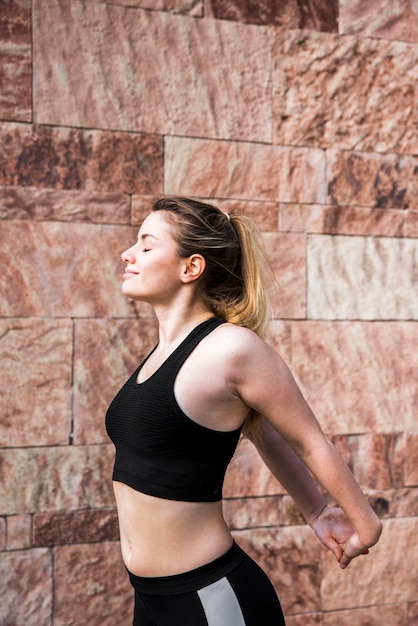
{"left": 0, "top": 122, "right": 163, "bottom": 193}
{"left": 0, "top": 548, "right": 52, "bottom": 625}
{"left": 279, "top": 203, "right": 405, "bottom": 237}
{"left": 274, "top": 31, "right": 418, "bottom": 154}
{"left": 54, "top": 542, "right": 133, "bottom": 626}
{"left": 0, "top": 221, "right": 146, "bottom": 317}
{"left": 340, "top": 0, "right": 418, "bottom": 43}
{"left": 291, "top": 322, "right": 417, "bottom": 434}
{"left": 33, "top": 1, "right": 272, "bottom": 142}
{"left": 208, "top": 0, "right": 337, "bottom": 31}
{"left": 0, "top": 445, "right": 115, "bottom": 515}
{"left": 389, "top": 488, "right": 418, "bottom": 517}
{"left": 0, "top": 319, "right": 72, "bottom": 447}
{"left": 264, "top": 232, "right": 307, "bottom": 319}
{"left": 405, "top": 435, "right": 418, "bottom": 486}
{"left": 164, "top": 137, "right": 327, "bottom": 203}
{"left": 307, "top": 235, "right": 418, "bottom": 320}
{"left": 6, "top": 514, "right": 31, "bottom": 550}
{"left": 322, "top": 518, "right": 418, "bottom": 609}
{"left": 327, "top": 150, "right": 418, "bottom": 208}
{"left": 323, "top": 604, "right": 408, "bottom": 626}
{"left": 33, "top": 509, "right": 119, "bottom": 547}
{"left": 0, "top": 186, "right": 130, "bottom": 223}
{"left": 234, "top": 527, "right": 322, "bottom": 615}
{"left": 73, "top": 318, "right": 158, "bottom": 444}
{"left": 224, "top": 437, "right": 286, "bottom": 498}
{"left": 0, "top": 0, "right": 32, "bottom": 121}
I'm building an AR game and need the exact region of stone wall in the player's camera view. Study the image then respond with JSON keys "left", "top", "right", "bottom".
{"left": 0, "top": 1, "right": 417, "bottom": 624}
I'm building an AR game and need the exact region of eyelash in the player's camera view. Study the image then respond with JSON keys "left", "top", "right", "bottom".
{"left": 142, "top": 248, "right": 150, "bottom": 253}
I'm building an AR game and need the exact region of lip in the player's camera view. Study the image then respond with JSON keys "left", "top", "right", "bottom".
{"left": 123, "top": 269, "right": 139, "bottom": 279}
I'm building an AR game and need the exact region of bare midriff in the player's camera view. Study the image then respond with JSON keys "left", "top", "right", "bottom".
{"left": 113, "top": 481, "right": 233, "bottom": 577}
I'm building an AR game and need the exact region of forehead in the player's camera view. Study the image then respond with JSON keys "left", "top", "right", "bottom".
{"left": 138, "top": 211, "right": 176, "bottom": 238}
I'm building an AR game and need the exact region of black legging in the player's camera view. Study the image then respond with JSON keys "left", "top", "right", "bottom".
{"left": 128, "top": 542, "right": 285, "bottom": 625}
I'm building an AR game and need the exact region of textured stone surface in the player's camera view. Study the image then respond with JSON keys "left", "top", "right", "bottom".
{"left": 291, "top": 322, "right": 417, "bottom": 434}
{"left": 0, "top": 319, "right": 72, "bottom": 447}
{"left": 208, "top": 0, "right": 338, "bottom": 31}
{"left": 224, "top": 495, "right": 305, "bottom": 530}
{"left": 274, "top": 31, "right": 418, "bottom": 154}
{"left": 327, "top": 150, "right": 418, "bottom": 208}
{"left": 323, "top": 604, "right": 408, "bottom": 626}
{"left": 234, "top": 527, "right": 322, "bottom": 615}
{"left": 33, "top": 509, "right": 119, "bottom": 546}
{"left": 0, "top": 221, "right": 145, "bottom": 317}
{"left": 73, "top": 318, "right": 158, "bottom": 444}
{"left": 0, "top": 0, "right": 32, "bottom": 121}
{"left": 89, "top": 0, "right": 203, "bottom": 13}
{"left": 54, "top": 542, "right": 133, "bottom": 626}
{"left": 165, "top": 137, "right": 327, "bottom": 203}
{"left": 340, "top": 0, "right": 418, "bottom": 43}
{"left": 0, "top": 445, "right": 114, "bottom": 515}
{"left": 0, "top": 549, "right": 52, "bottom": 626}
{"left": 405, "top": 435, "right": 418, "bottom": 486}
{"left": 307, "top": 235, "right": 418, "bottom": 320}
{"left": 0, "top": 185, "right": 131, "bottom": 223}
{"left": 33, "top": 0, "right": 272, "bottom": 142}
{"left": 6, "top": 514, "right": 32, "bottom": 550}
{"left": 321, "top": 518, "right": 418, "bottom": 609}
{"left": 0, "top": 122, "right": 163, "bottom": 193}
{"left": 279, "top": 203, "right": 406, "bottom": 237}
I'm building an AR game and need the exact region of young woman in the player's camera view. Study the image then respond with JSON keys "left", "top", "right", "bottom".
{"left": 106, "top": 197, "right": 382, "bottom": 625}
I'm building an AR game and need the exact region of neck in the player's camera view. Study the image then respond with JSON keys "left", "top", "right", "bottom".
{"left": 153, "top": 303, "right": 215, "bottom": 348}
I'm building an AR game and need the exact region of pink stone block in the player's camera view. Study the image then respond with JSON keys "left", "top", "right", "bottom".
{"left": 290, "top": 322, "right": 418, "bottom": 435}
{"left": 0, "top": 221, "right": 147, "bottom": 317}
{"left": 33, "top": 1, "right": 272, "bottom": 142}
{"left": 0, "top": 445, "right": 115, "bottom": 515}
{"left": 73, "top": 319, "right": 158, "bottom": 444}
{"left": 0, "top": 549, "right": 52, "bottom": 625}
{"left": 406, "top": 210, "right": 418, "bottom": 237}
{"left": 274, "top": 31, "right": 418, "bottom": 154}
{"left": 340, "top": 0, "right": 418, "bottom": 43}
{"left": 0, "top": 122, "right": 163, "bottom": 193}
{"left": 327, "top": 150, "right": 418, "bottom": 208}
{"left": 54, "top": 542, "right": 133, "bottom": 626}
{"left": 286, "top": 614, "right": 322, "bottom": 626}
{"left": 0, "top": 186, "right": 131, "bottom": 223}
{"left": 224, "top": 495, "right": 305, "bottom": 530}
{"left": 0, "top": 319, "right": 72, "bottom": 447}
{"left": 0, "top": 0, "right": 32, "bottom": 121}
{"left": 33, "top": 509, "right": 119, "bottom": 546}
{"left": 224, "top": 437, "right": 284, "bottom": 497}
{"left": 234, "top": 527, "right": 322, "bottom": 615}
{"left": 323, "top": 604, "right": 408, "bottom": 626}
{"left": 405, "top": 435, "right": 418, "bottom": 486}
{"left": 0, "top": 517, "right": 6, "bottom": 550}
{"left": 279, "top": 203, "right": 405, "bottom": 237}
{"left": 89, "top": 0, "right": 202, "bottom": 13}
{"left": 6, "top": 514, "right": 32, "bottom": 550}
{"left": 165, "top": 137, "right": 327, "bottom": 203}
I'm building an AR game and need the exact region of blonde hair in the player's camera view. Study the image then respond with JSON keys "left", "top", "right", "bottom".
{"left": 153, "top": 197, "right": 273, "bottom": 439}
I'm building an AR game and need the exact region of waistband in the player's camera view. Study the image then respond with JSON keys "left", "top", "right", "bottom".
{"left": 127, "top": 542, "right": 246, "bottom": 596}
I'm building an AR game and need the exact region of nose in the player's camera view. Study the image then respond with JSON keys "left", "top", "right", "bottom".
{"left": 121, "top": 245, "right": 135, "bottom": 263}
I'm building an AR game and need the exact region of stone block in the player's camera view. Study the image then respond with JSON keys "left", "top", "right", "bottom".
{"left": 286, "top": 614, "right": 322, "bottom": 626}
{"left": 33, "top": 0, "right": 273, "bottom": 142}
{"left": 0, "top": 186, "right": 131, "bottom": 223}
{"left": 0, "top": 517, "right": 6, "bottom": 550}
{"left": 321, "top": 518, "right": 418, "bottom": 609}
{"left": 0, "top": 445, "right": 115, "bottom": 515}
{"left": 33, "top": 509, "right": 119, "bottom": 547}
{"left": 0, "top": 122, "right": 163, "bottom": 194}
{"left": 165, "top": 137, "right": 327, "bottom": 203}
{"left": 234, "top": 527, "right": 322, "bottom": 615}
{"left": 0, "top": 0, "right": 32, "bottom": 121}
{"left": 224, "top": 495, "right": 305, "bottom": 530}
{"left": 0, "top": 221, "right": 146, "bottom": 317}
{"left": 0, "top": 319, "right": 72, "bottom": 447}
{"left": 208, "top": 0, "right": 338, "bottom": 31}
{"left": 307, "top": 235, "right": 418, "bottom": 320}
{"left": 54, "top": 542, "right": 133, "bottom": 626}
{"left": 339, "top": 0, "right": 418, "bottom": 43}
{"left": 323, "top": 603, "right": 408, "bottom": 626}
{"left": 0, "top": 548, "right": 52, "bottom": 626}
{"left": 73, "top": 318, "right": 158, "bottom": 444}
{"left": 279, "top": 203, "right": 405, "bottom": 238}
{"left": 405, "top": 435, "right": 418, "bottom": 486}
{"left": 406, "top": 210, "right": 418, "bottom": 237}
{"left": 274, "top": 31, "right": 418, "bottom": 154}
{"left": 410, "top": 603, "right": 418, "bottom": 626}
{"left": 6, "top": 514, "right": 32, "bottom": 550}
{"left": 89, "top": 0, "right": 202, "bottom": 13}
{"left": 290, "top": 321, "right": 417, "bottom": 434}
{"left": 327, "top": 150, "right": 418, "bottom": 208}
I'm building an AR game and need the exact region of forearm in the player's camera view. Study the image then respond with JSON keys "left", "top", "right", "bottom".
{"left": 252, "top": 419, "right": 327, "bottom": 526}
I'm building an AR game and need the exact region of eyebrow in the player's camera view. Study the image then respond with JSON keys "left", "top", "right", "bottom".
{"left": 139, "top": 233, "right": 158, "bottom": 241}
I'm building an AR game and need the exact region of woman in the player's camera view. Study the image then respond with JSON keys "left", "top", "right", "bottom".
{"left": 106, "top": 197, "right": 382, "bottom": 625}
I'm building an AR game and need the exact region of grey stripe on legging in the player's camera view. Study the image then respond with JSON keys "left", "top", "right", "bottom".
{"left": 197, "top": 577, "right": 246, "bottom": 626}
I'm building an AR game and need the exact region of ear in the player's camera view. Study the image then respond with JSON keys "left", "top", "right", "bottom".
{"left": 181, "top": 254, "right": 206, "bottom": 284}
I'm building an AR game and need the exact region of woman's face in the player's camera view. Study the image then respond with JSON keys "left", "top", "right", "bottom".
{"left": 120, "top": 211, "right": 185, "bottom": 304}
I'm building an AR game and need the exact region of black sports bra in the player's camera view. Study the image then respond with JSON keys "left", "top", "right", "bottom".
{"left": 105, "top": 318, "right": 242, "bottom": 502}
